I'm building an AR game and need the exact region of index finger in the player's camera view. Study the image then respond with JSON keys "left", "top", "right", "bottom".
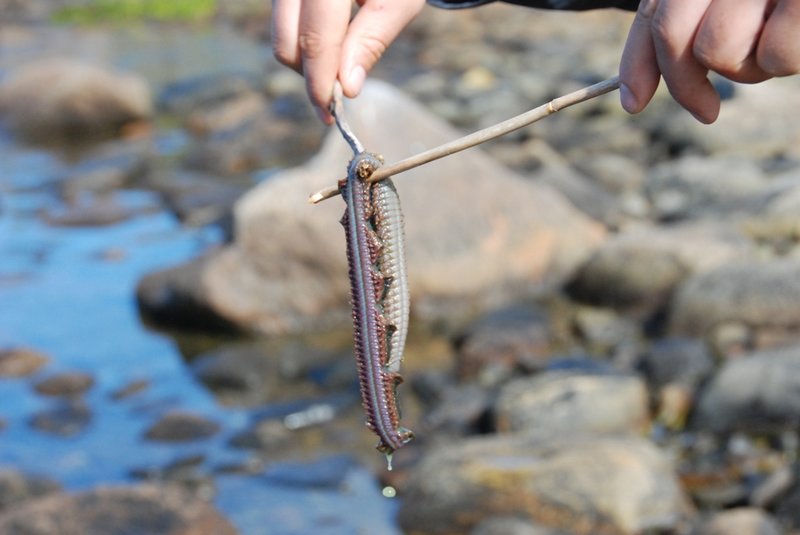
{"left": 298, "top": 0, "right": 353, "bottom": 123}
{"left": 650, "top": 0, "right": 720, "bottom": 123}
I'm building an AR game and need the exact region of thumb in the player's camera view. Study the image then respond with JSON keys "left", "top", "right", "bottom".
{"left": 339, "top": 0, "right": 426, "bottom": 97}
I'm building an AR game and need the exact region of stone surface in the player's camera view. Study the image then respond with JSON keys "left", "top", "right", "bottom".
{"left": 398, "top": 435, "right": 690, "bottom": 535}
{"left": 33, "top": 372, "right": 94, "bottom": 398}
{"left": 190, "top": 343, "right": 280, "bottom": 407}
{"left": 494, "top": 372, "right": 650, "bottom": 437}
{"left": 643, "top": 155, "right": 767, "bottom": 222}
{"left": 137, "top": 80, "right": 605, "bottom": 335}
{"left": 0, "top": 484, "right": 237, "bottom": 535}
{"left": 0, "top": 59, "right": 151, "bottom": 143}
{"left": 29, "top": 400, "right": 92, "bottom": 437}
{"left": 693, "top": 345, "right": 800, "bottom": 433}
{"left": 0, "top": 469, "right": 60, "bottom": 512}
{"left": 654, "top": 78, "right": 800, "bottom": 160}
{"left": 455, "top": 304, "right": 552, "bottom": 382}
{"left": 143, "top": 411, "right": 220, "bottom": 442}
{"left": 670, "top": 259, "right": 800, "bottom": 352}
{"left": 637, "top": 337, "right": 714, "bottom": 388}
{"left": 566, "top": 222, "right": 752, "bottom": 310}
{"left": 703, "top": 508, "right": 782, "bottom": 535}
{"left": 0, "top": 348, "right": 49, "bottom": 378}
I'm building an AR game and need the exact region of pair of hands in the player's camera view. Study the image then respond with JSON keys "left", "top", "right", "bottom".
{"left": 272, "top": 0, "right": 800, "bottom": 125}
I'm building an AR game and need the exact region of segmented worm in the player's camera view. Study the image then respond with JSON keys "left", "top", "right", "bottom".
{"left": 372, "top": 180, "right": 409, "bottom": 374}
{"left": 331, "top": 85, "right": 413, "bottom": 467}
{"left": 340, "top": 153, "right": 414, "bottom": 466}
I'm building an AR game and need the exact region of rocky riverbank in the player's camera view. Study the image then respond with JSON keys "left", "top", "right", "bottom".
{"left": 2, "top": 2, "right": 800, "bottom": 534}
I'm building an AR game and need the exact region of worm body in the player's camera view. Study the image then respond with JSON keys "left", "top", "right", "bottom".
{"left": 340, "top": 152, "right": 413, "bottom": 462}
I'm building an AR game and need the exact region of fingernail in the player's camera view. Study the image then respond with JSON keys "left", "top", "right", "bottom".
{"left": 347, "top": 65, "right": 366, "bottom": 96}
{"left": 619, "top": 82, "right": 637, "bottom": 114}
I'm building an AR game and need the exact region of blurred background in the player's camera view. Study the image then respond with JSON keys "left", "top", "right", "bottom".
{"left": 2, "top": 2, "right": 800, "bottom": 534}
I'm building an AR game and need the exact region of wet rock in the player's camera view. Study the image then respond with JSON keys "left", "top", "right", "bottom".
{"left": 263, "top": 455, "right": 355, "bottom": 489}
{"left": 693, "top": 345, "right": 800, "bottom": 433}
{"left": 144, "top": 411, "right": 220, "bottom": 442}
{"left": 0, "top": 469, "right": 61, "bottom": 512}
{"left": 190, "top": 344, "right": 277, "bottom": 406}
{"left": 670, "top": 259, "right": 800, "bottom": 353}
{"left": 228, "top": 419, "right": 292, "bottom": 451}
{"left": 455, "top": 304, "right": 552, "bottom": 382}
{"left": 158, "top": 71, "right": 260, "bottom": 116}
{"left": 33, "top": 372, "right": 94, "bottom": 398}
{"left": 59, "top": 139, "right": 152, "bottom": 199}
{"left": 703, "top": 508, "right": 782, "bottom": 535}
{"left": 43, "top": 192, "right": 143, "bottom": 227}
{"left": 644, "top": 155, "right": 767, "bottom": 222}
{"left": 0, "top": 59, "right": 151, "bottom": 143}
{"left": 130, "top": 455, "right": 215, "bottom": 497}
{"left": 494, "top": 372, "right": 650, "bottom": 437}
{"left": 566, "top": 223, "right": 752, "bottom": 310}
{"left": 110, "top": 379, "right": 150, "bottom": 401}
{"left": 0, "top": 347, "right": 49, "bottom": 378}
{"left": 182, "top": 111, "right": 321, "bottom": 176}
{"left": 29, "top": 400, "right": 92, "bottom": 437}
{"left": 138, "top": 80, "right": 605, "bottom": 335}
{"left": 136, "top": 256, "right": 241, "bottom": 333}
{"left": 151, "top": 170, "right": 246, "bottom": 229}
{"left": 0, "top": 484, "right": 237, "bottom": 535}
{"left": 186, "top": 90, "right": 267, "bottom": 136}
{"left": 398, "top": 435, "right": 690, "bottom": 535}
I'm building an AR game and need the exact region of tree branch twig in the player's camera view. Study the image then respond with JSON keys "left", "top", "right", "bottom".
{"left": 309, "top": 75, "right": 620, "bottom": 204}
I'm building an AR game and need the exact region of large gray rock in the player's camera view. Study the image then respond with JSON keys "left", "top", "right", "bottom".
{"left": 567, "top": 222, "right": 752, "bottom": 310}
{"left": 138, "top": 80, "right": 605, "bottom": 335}
{"left": 0, "top": 59, "right": 151, "bottom": 143}
{"left": 693, "top": 345, "right": 800, "bottom": 433}
{"left": 0, "top": 484, "right": 237, "bottom": 535}
{"left": 398, "top": 435, "right": 691, "bottom": 535}
{"left": 669, "top": 259, "right": 800, "bottom": 352}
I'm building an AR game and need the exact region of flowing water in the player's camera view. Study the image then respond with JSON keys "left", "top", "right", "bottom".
{"left": 0, "top": 24, "right": 400, "bottom": 535}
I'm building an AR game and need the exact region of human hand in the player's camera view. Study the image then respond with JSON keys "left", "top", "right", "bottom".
{"left": 271, "top": 0, "right": 426, "bottom": 124}
{"left": 619, "top": 0, "right": 800, "bottom": 123}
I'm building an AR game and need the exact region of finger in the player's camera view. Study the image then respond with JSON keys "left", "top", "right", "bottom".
{"left": 757, "top": 0, "right": 800, "bottom": 77}
{"left": 298, "top": 0, "right": 352, "bottom": 123}
{"left": 651, "top": 0, "right": 721, "bottom": 123}
{"left": 339, "top": 0, "right": 426, "bottom": 97}
{"left": 619, "top": 0, "right": 662, "bottom": 114}
{"left": 693, "top": 0, "right": 772, "bottom": 84}
{"left": 271, "top": 0, "right": 302, "bottom": 71}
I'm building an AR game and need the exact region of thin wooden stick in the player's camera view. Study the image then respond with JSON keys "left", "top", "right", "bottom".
{"left": 309, "top": 75, "right": 620, "bottom": 204}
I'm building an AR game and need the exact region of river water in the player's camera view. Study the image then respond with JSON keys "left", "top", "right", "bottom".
{"left": 0, "top": 23, "right": 400, "bottom": 535}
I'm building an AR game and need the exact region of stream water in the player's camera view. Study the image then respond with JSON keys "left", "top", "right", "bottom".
{"left": 0, "top": 24, "right": 400, "bottom": 535}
